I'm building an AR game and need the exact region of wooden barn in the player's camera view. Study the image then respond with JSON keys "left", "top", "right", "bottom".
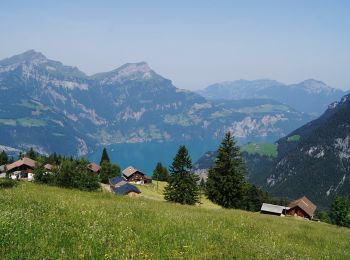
{"left": 122, "top": 166, "right": 152, "bottom": 184}
{"left": 287, "top": 196, "right": 317, "bottom": 219}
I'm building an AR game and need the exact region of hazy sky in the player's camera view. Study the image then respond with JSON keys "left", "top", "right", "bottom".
{"left": 1, "top": 0, "right": 350, "bottom": 90}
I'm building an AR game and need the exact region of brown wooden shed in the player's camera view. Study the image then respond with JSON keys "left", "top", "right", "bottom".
{"left": 287, "top": 196, "right": 317, "bottom": 219}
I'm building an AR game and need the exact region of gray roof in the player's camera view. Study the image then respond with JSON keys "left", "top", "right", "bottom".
{"left": 111, "top": 183, "right": 141, "bottom": 195}
{"left": 261, "top": 203, "right": 289, "bottom": 214}
{"left": 122, "top": 166, "right": 143, "bottom": 177}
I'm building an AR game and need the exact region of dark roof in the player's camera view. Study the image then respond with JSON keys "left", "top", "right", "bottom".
{"left": 288, "top": 196, "right": 317, "bottom": 217}
{"left": 111, "top": 183, "right": 141, "bottom": 195}
{"left": 109, "top": 176, "right": 126, "bottom": 186}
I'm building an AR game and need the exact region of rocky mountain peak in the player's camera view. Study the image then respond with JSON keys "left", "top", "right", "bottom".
{"left": 296, "top": 79, "right": 335, "bottom": 94}
{"left": 92, "top": 61, "right": 163, "bottom": 85}
{"left": 0, "top": 49, "right": 47, "bottom": 67}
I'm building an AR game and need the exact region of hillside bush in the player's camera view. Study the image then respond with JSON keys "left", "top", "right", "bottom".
{"left": 329, "top": 196, "right": 350, "bottom": 228}
{"left": 55, "top": 159, "right": 100, "bottom": 191}
{"left": 99, "top": 161, "right": 121, "bottom": 184}
{"left": 0, "top": 178, "right": 17, "bottom": 189}
{"left": 34, "top": 166, "right": 55, "bottom": 184}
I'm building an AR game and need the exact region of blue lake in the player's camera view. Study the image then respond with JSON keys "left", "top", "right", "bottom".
{"left": 88, "top": 140, "right": 220, "bottom": 175}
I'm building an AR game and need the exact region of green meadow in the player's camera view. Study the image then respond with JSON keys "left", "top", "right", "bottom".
{"left": 0, "top": 182, "right": 349, "bottom": 259}
{"left": 241, "top": 143, "right": 278, "bottom": 157}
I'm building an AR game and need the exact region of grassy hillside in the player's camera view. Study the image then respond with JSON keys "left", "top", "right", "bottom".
{"left": 138, "top": 181, "right": 221, "bottom": 209}
{"left": 1, "top": 183, "right": 350, "bottom": 259}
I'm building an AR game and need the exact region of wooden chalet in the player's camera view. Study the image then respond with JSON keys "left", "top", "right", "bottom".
{"left": 122, "top": 166, "right": 152, "bottom": 184}
{"left": 286, "top": 196, "right": 317, "bottom": 219}
{"left": 87, "top": 163, "right": 101, "bottom": 174}
{"left": 6, "top": 157, "right": 37, "bottom": 180}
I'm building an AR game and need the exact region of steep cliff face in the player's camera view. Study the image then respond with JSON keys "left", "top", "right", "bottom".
{"left": 265, "top": 94, "right": 350, "bottom": 208}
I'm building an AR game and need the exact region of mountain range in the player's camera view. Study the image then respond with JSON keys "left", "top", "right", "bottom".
{"left": 0, "top": 50, "right": 312, "bottom": 163}
{"left": 198, "top": 79, "right": 346, "bottom": 115}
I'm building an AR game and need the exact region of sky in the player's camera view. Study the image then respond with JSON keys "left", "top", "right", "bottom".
{"left": 0, "top": 0, "right": 350, "bottom": 90}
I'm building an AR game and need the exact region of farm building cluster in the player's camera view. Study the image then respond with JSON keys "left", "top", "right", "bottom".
{"left": 0, "top": 157, "right": 152, "bottom": 197}
{"left": 260, "top": 196, "right": 317, "bottom": 220}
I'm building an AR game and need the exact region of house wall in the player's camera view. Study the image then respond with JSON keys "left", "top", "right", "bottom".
{"left": 260, "top": 211, "right": 282, "bottom": 216}
{"left": 126, "top": 172, "right": 145, "bottom": 183}
{"left": 287, "top": 206, "right": 310, "bottom": 219}
{"left": 127, "top": 191, "right": 139, "bottom": 197}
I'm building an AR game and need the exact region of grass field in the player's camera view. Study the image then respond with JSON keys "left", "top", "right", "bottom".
{"left": 241, "top": 143, "right": 278, "bottom": 157}
{"left": 1, "top": 182, "right": 350, "bottom": 259}
{"left": 287, "top": 135, "right": 301, "bottom": 142}
{"left": 138, "top": 181, "right": 221, "bottom": 210}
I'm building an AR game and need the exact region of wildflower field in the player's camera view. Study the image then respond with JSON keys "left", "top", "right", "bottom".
{"left": 0, "top": 182, "right": 349, "bottom": 259}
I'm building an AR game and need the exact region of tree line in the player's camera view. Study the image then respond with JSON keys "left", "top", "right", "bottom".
{"left": 163, "top": 132, "right": 269, "bottom": 212}
{"left": 1, "top": 147, "right": 121, "bottom": 192}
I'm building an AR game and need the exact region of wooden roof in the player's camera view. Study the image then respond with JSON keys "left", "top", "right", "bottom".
{"left": 44, "top": 164, "right": 53, "bottom": 170}
{"left": 6, "top": 157, "right": 36, "bottom": 172}
{"left": 288, "top": 196, "right": 317, "bottom": 217}
{"left": 122, "top": 166, "right": 144, "bottom": 177}
{"left": 87, "top": 163, "right": 101, "bottom": 173}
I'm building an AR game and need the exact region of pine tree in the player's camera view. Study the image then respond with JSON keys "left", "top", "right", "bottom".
{"left": 206, "top": 132, "right": 246, "bottom": 208}
{"left": 26, "top": 148, "right": 38, "bottom": 160}
{"left": 152, "top": 162, "right": 169, "bottom": 181}
{"left": 0, "top": 150, "right": 8, "bottom": 165}
{"left": 164, "top": 145, "right": 199, "bottom": 205}
{"left": 100, "top": 147, "right": 110, "bottom": 165}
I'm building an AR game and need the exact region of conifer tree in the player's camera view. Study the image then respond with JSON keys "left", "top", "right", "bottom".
{"left": 164, "top": 145, "right": 199, "bottom": 205}
{"left": 99, "top": 147, "right": 110, "bottom": 165}
{"left": 152, "top": 162, "right": 169, "bottom": 181}
{"left": 0, "top": 150, "right": 8, "bottom": 165}
{"left": 26, "top": 148, "right": 38, "bottom": 160}
{"left": 206, "top": 132, "right": 246, "bottom": 208}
